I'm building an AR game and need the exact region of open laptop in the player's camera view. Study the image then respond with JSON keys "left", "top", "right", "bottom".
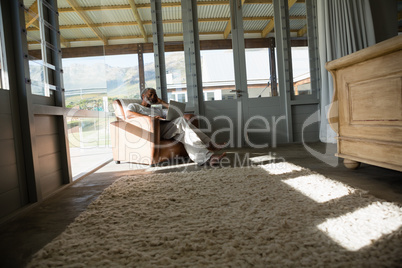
{"left": 163, "top": 100, "right": 186, "bottom": 121}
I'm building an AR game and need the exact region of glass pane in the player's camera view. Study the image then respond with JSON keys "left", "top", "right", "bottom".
{"left": 56, "top": 0, "right": 113, "bottom": 179}
{"left": 165, "top": 51, "right": 187, "bottom": 102}
{"left": 274, "top": 47, "right": 280, "bottom": 96}
{"left": 292, "top": 46, "right": 311, "bottom": 95}
{"left": 290, "top": 3, "right": 312, "bottom": 96}
{"left": 242, "top": 1, "right": 279, "bottom": 98}
{"left": 63, "top": 56, "right": 107, "bottom": 111}
{"left": 200, "top": 49, "right": 236, "bottom": 101}
{"left": 29, "top": 59, "right": 46, "bottom": 95}
{"left": 104, "top": 54, "right": 140, "bottom": 108}
{"left": 144, "top": 53, "right": 156, "bottom": 90}
{"left": 0, "top": 14, "right": 8, "bottom": 90}
{"left": 245, "top": 48, "right": 271, "bottom": 98}
{"left": 24, "top": 0, "right": 58, "bottom": 96}
{"left": 67, "top": 115, "right": 112, "bottom": 179}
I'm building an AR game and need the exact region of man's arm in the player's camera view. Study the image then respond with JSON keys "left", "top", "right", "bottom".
{"left": 126, "top": 103, "right": 164, "bottom": 120}
{"left": 126, "top": 110, "right": 147, "bottom": 119}
{"left": 156, "top": 98, "right": 169, "bottom": 109}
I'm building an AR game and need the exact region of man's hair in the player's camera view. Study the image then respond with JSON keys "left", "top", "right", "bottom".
{"left": 141, "top": 87, "right": 156, "bottom": 99}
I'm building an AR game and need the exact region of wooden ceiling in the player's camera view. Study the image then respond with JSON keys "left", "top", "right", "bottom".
{"left": 25, "top": 0, "right": 308, "bottom": 48}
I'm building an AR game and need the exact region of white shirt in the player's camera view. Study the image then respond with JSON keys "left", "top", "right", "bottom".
{"left": 127, "top": 103, "right": 167, "bottom": 118}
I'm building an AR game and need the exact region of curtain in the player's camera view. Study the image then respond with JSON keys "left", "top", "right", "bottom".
{"left": 317, "top": 0, "right": 376, "bottom": 143}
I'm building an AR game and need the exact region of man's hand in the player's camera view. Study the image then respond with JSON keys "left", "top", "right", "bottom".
{"left": 155, "top": 97, "right": 164, "bottom": 104}
{"left": 156, "top": 97, "right": 169, "bottom": 109}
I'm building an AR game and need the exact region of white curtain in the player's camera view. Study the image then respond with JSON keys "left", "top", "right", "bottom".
{"left": 317, "top": 0, "right": 376, "bottom": 143}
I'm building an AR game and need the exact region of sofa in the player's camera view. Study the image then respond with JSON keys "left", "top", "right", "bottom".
{"left": 110, "top": 99, "right": 195, "bottom": 165}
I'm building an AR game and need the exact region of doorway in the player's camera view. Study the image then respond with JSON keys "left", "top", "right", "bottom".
{"left": 201, "top": 1, "right": 287, "bottom": 149}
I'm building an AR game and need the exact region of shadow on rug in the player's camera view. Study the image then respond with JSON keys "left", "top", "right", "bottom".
{"left": 27, "top": 162, "right": 402, "bottom": 267}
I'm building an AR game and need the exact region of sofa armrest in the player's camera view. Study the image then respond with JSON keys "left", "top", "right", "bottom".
{"left": 112, "top": 99, "right": 126, "bottom": 120}
{"left": 125, "top": 115, "right": 160, "bottom": 144}
{"left": 110, "top": 115, "right": 161, "bottom": 164}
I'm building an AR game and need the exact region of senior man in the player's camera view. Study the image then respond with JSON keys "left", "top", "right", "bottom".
{"left": 126, "top": 88, "right": 225, "bottom": 166}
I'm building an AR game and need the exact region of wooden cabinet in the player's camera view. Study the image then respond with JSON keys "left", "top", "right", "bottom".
{"left": 326, "top": 35, "right": 402, "bottom": 172}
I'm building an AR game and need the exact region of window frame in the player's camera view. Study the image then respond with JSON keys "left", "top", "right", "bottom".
{"left": 0, "top": 3, "right": 9, "bottom": 90}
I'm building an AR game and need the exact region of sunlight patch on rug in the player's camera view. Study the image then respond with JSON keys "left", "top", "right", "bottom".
{"left": 317, "top": 202, "right": 402, "bottom": 251}
{"left": 27, "top": 163, "right": 402, "bottom": 267}
{"left": 145, "top": 162, "right": 197, "bottom": 172}
{"left": 249, "top": 154, "right": 276, "bottom": 164}
{"left": 283, "top": 174, "right": 355, "bottom": 203}
{"left": 259, "top": 161, "right": 303, "bottom": 175}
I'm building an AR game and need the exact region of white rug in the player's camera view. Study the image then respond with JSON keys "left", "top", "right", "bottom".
{"left": 28, "top": 163, "right": 402, "bottom": 267}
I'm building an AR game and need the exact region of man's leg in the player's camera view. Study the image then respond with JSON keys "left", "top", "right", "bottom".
{"left": 160, "top": 117, "right": 212, "bottom": 165}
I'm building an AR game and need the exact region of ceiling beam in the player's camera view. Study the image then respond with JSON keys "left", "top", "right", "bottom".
{"left": 25, "top": 0, "right": 39, "bottom": 29}
{"left": 57, "top": 0, "right": 306, "bottom": 13}
{"left": 261, "top": 0, "right": 297, "bottom": 37}
{"left": 128, "top": 0, "right": 147, "bottom": 42}
{"left": 65, "top": 0, "right": 108, "bottom": 45}
{"left": 297, "top": 25, "right": 307, "bottom": 37}
{"left": 245, "top": 0, "right": 304, "bottom": 3}
{"left": 27, "top": 29, "right": 301, "bottom": 45}
{"left": 26, "top": 16, "right": 306, "bottom": 31}
{"left": 223, "top": 22, "right": 232, "bottom": 39}
{"left": 223, "top": 0, "right": 246, "bottom": 39}
{"left": 26, "top": 1, "right": 70, "bottom": 48}
{"left": 60, "top": 36, "right": 71, "bottom": 48}
{"left": 261, "top": 20, "right": 274, "bottom": 38}
{"left": 58, "top": 2, "right": 231, "bottom": 13}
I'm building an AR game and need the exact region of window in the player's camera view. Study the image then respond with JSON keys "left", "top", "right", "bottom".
{"left": 24, "top": 0, "right": 58, "bottom": 96}
{"left": 245, "top": 48, "right": 273, "bottom": 98}
{"left": 105, "top": 54, "right": 140, "bottom": 104}
{"left": 165, "top": 51, "right": 187, "bottom": 103}
{"left": 290, "top": 3, "right": 312, "bottom": 96}
{"left": 0, "top": 3, "right": 8, "bottom": 90}
{"left": 62, "top": 54, "right": 141, "bottom": 111}
{"left": 200, "top": 49, "right": 236, "bottom": 101}
{"left": 291, "top": 47, "right": 311, "bottom": 95}
{"left": 63, "top": 56, "right": 107, "bottom": 110}
{"left": 144, "top": 53, "right": 156, "bottom": 89}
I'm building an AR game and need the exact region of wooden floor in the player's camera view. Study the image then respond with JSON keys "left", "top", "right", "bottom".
{"left": 0, "top": 142, "right": 401, "bottom": 267}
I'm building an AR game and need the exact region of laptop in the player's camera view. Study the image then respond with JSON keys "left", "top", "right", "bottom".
{"left": 165, "top": 100, "right": 186, "bottom": 121}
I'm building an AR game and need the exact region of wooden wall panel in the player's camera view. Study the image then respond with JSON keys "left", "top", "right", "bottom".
{"left": 246, "top": 99, "right": 285, "bottom": 146}
{"left": 38, "top": 152, "right": 62, "bottom": 178}
{"left": 0, "top": 91, "right": 23, "bottom": 219}
{"left": 0, "top": 140, "right": 17, "bottom": 166}
{"left": 0, "top": 188, "right": 21, "bottom": 219}
{"left": 35, "top": 115, "right": 58, "bottom": 136}
{"left": 0, "top": 164, "right": 19, "bottom": 194}
{"left": 40, "top": 170, "right": 63, "bottom": 198}
{"left": 291, "top": 104, "right": 319, "bottom": 142}
{"left": 293, "top": 131, "right": 318, "bottom": 142}
{"left": 0, "top": 114, "right": 13, "bottom": 140}
{"left": 34, "top": 115, "right": 63, "bottom": 198}
{"left": 0, "top": 93, "right": 11, "bottom": 114}
{"left": 36, "top": 134, "right": 60, "bottom": 157}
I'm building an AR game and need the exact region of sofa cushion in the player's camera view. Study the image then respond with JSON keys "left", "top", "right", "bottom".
{"left": 113, "top": 99, "right": 142, "bottom": 119}
{"left": 119, "top": 99, "right": 142, "bottom": 111}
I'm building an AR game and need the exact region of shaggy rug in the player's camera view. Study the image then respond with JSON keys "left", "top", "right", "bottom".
{"left": 27, "top": 163, "right": 402, "bottom": 267}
